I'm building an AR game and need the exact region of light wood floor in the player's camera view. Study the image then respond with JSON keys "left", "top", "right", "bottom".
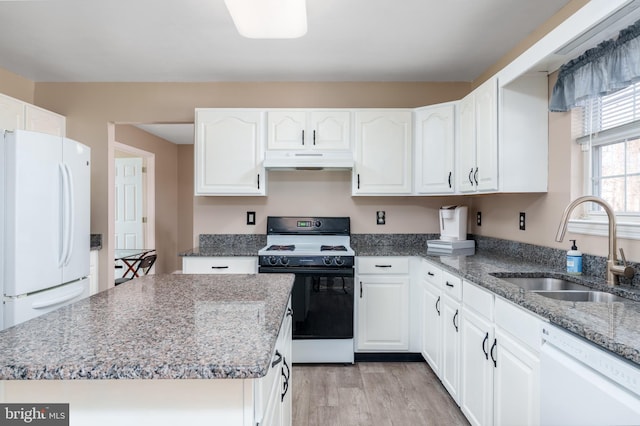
{"left": 292, "top": 362, "right": 470, "bottom": 426}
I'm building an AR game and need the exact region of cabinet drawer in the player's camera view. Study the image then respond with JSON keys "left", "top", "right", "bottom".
{"left": 462, "top": 280, "right": 494, "bottom": 320}
{"left": 495, "top": 297, "right": 544, "bottom": 352}
{"left": 182, "top": 257, "right": 257, "bottom": 274}
{"left": 357, "top": 257, "right": 410, "bottom": 274}
{"left": 421, "top": 260, "right": 442, "bottom": 286}
{"left": 442, "top": 270, "right": 462, "bottom": 301}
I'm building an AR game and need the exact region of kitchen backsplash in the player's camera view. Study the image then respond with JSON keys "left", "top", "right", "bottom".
{"left": 195, "top": 233, "right": 639, "bottom": 288}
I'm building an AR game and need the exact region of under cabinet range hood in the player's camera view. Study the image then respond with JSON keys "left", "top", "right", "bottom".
{"left": 263, "top": 150, "right": 354, "bottom": 170}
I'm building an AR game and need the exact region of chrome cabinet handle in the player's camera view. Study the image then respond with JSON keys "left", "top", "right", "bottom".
{"left": 468, "top": 168, "right": 474, "bottom": 185}
{"left": 427, "top": 271, "right": 434, "bottom": 276}
{"left": 474, "top": 167, "right": 478, "bottom": 186}
{"left": 257, "top": 173, "right": 260, "bottom": 190}
{"left": 360, "top": 281, "right": 363, "bottom": 298}
{"left": 313, "top": 130, "right": 316, "bottom": 145}
{"left": 453, "top": 309, "right": 459, "bottom": 332}
{"left": 375, "top": 265, "right": 392, "bottom": 268}
{"left": 211, "top": 266, "right": 229, "bottom": 269}
{"left": 448, "top": 171, "right": 452, "bottom": 188}
{"left": 301, "top": 129, "right": 305, "bottom": 145}
{"left": 435, "top": 296, "right": 441, "bottom": 316}
{"left": 445, "top": 281, "right": 454, "bottom": 287}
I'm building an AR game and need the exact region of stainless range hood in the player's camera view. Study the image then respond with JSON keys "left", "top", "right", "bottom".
{"left": 263, "top": 150, "right": 354, "bottom": 170}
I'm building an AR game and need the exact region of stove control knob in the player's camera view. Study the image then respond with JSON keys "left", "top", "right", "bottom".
{"left": 323, "top": 256, "right": 334, "bottom": 266}
{"left": 268, "top": 256, "right": 278, "bottom": 266}
{"left": 280, "top": 257, "right": 290, "bottom": 266}
{"left": 335, "top": 256, "right": 345, "bottom": 266}
{"left": 315, "top": 220, "right": 321, "bottom": 228}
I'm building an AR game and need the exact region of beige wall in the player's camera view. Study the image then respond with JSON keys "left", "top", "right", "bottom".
{"left": 0, "top": 67, "right": 34, "bottom": 104}
{"left": 114, "top": 124, "right": 179, "bottom": 275}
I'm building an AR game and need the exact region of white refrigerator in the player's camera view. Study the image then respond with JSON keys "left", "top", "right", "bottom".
{"left": 1, "top": 129, "right": 91, "bottom": 330}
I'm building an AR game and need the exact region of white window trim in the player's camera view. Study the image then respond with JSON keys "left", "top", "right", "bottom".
{"left": 567, "top": 218, "right": 640, "bottom": 240}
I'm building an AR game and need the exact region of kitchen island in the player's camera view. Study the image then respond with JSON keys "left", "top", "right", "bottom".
{"left": 0, "top": 273, "right": 294, "bottom": 425}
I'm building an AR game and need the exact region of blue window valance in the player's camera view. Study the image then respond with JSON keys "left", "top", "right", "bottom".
{"left": 549, "top": 19, "right": 640, "bottom": 112}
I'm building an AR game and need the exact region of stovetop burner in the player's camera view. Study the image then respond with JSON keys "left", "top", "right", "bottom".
{"left": 321, "top": 245, "right": 347, "bottom": 252}
{"left": 266, "top": 244, "right": 295, "bottom": 251}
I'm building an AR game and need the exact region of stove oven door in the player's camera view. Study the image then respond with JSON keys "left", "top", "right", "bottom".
{"left": 260, "top": 267, "right": 354, "bottom": 340}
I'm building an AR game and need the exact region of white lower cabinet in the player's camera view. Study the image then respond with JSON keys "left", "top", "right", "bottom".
{"left": 356, "top": 257, "right": 410, "bottom": 351}
{"left": 441, "top": 293, "right": 461, "bottom": 403}
{"left": 419, "top": 260, "right": 462, "bottom": 403}
{"left": 420, "top": 261, "right": 442, "bottom": 375}
{"left": 493, "top": 297, "right": 541, "bottom": 426}
{"left": 460, "top": 282, "right": 495, "bottom": 426}
{"left": 460, "top": 280, "right": 542, "bottom": 426}
{"left": 182, "top": 256, "right": 257, "bottom": 274}
{"left": 257, "top": 301, "right": 292, "bottom": 426}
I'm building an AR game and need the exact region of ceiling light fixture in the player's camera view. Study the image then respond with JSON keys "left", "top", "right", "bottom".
{"left": 224, "top": 0, "right": 307, "bottom": 39}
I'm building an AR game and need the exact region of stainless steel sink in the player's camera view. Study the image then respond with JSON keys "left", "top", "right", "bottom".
{"left": 532, "top": 290, "right": 627, "bottom": 303}
{"left": 496, "top": 276, "right": 591, "bottom": 292}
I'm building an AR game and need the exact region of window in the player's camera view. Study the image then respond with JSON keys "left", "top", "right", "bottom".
{"left": 572, "top": 81, "right": 640, "bottom": 239}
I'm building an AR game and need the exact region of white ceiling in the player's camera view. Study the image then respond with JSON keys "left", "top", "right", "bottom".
{"left": 0, "top": 0, "right": 572, "bottom": 144}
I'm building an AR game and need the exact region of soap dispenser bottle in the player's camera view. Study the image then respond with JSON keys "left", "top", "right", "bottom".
{"left": 567, "top": 239, "right": 583, "bottom": 275}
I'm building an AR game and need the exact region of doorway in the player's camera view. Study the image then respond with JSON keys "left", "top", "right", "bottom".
{"left": 113, "top": 142, "right": 155, "bottom": 278}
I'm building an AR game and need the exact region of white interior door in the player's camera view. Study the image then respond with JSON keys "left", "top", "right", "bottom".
{"left": 115, "top": 157, "right": 144, "bottom": 250}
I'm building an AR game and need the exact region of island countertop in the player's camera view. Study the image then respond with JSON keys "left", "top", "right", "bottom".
{"left": 0, "top": 273, "right": 294, "bottom": 380}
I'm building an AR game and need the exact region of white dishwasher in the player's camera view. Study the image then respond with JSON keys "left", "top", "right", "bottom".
{"left": 540, "top": 324, "right": 640, "bottom": 425}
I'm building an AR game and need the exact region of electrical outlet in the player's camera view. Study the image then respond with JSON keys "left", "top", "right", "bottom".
{"left": 477, "top": 212, "right": 482, "bottom": 226}
{"left": 247, "top": 211, "right": 256, "bottom": 225}
{"left": 519, "top": 212, "right": 526, "bottom": 230}
{"left": 376, "top": 211, "right": 386, "bottom": 225}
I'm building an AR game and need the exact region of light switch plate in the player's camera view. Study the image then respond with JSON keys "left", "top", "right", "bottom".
{"left": 376, "top": 211, "right": 386, "bottom": 225}
{"left": 519, "top": 212, "right": 526, "bottom": 230}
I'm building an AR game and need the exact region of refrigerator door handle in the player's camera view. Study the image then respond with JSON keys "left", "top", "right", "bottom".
{"left": 64, "top": 163, "right": 75, "bottom": 266}
{"left": 59, "top": 163, "right": 74, "bottom": 267}
{"left": 58, "top": 164, "right": 69, "bottom": 267}
{"left": 31, "top": 286, "right": 85, "bottom": 309}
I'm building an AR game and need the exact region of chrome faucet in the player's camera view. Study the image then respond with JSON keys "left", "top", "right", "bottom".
{"left": 556, "top": 195, "right": 635, "bottom": 286}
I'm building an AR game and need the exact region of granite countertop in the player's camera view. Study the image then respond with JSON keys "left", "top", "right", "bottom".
{"left": 178, "top": 235, "right": 640, "bottom": 366}
{"left": 354, "top": 242, "right": 640, "bottom": 367}
{"left": 0, "top": 273, "right": 294, "bottom": 380}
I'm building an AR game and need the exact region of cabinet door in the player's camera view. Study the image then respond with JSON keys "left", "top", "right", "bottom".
{"left": 456, "top": 94, "right": 476, "bottom": 193}
{"left": 267, "top": 110, "right": 306, "bottom": 150}
{"left": 441, "top": 295, "right": 461, "bottom": 403}
{"left": 356, "top": 275, "right": 409, "bottom": 351}
{"left": 460, "top": 308, "right": 494, "bottom": 426}
{"left": 353, "top": 110, "right": 412, "bottom": 195}
{"left": 474, "top": 78, "right": 498, "bottom": 192}
{"left": 309, "top": 110, "right": 351, "bottom": 150}
{"left": 25, "top": 104, "right": 65, "bottom": 137}
{"left": 414, "top": 104, "right": 455, "bottom": 194}
{"left": 421, "top": 280, "right": 442, "bottom": 376}
{"left": 493, "top": 328, "right": 540, "bottom": 426}
{"left": 0, "top": 94, "right": 25, "bottom": 131}
{"left": 194, "top": 109, "right": 265, "bottom": 195}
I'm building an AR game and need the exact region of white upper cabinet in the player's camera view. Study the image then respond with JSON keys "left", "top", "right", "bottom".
{"left": 0, "top": 93, "right": 65, "bottom": 137}
{"left": 353, "top": 109, "right": 412, "bottom": 195}
{"left": 498, "top": 73, "right": 548, "bottom": 192}
{"left": 457, "top": 77, "right": 498, "bottom": 193}
{"left": 0, "top": 94, "right": 25, "bottom": 131}
{"left": 414, "top": 103, "right": 456, "bottom": 194}
{"left": 25, "top": 104, "right": 66, "bottom": 137}
{"left": 267, "top": 110, "right": 351, "bottom": 151}
{"left": 194, "top": 109, "right": 265, "bottom": 196}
